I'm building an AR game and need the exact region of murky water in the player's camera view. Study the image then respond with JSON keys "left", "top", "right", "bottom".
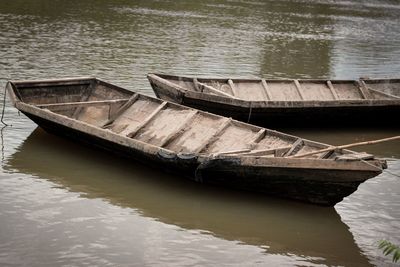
{"left": 1, "top": 0, "right": 399, "bottom": 266}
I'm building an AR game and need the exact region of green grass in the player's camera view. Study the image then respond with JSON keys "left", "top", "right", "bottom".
{"left": 379, "top": 240, "right": 400, "bottom": 263}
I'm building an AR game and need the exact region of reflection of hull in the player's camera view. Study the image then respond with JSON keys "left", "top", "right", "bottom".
{"left": 7, "top": 129, "right": 372, "bottom": 266}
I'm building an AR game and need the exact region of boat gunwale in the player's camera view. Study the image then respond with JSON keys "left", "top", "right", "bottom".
{"left": 149, "top": 73, "right": 363, "bottom": 84}
{"left": 148, "top": 73, "right": 400, "bottom": 106}
{"left": 361, "top": 78, "right": 400, "bottom": 83}
{"left": 152, "top": 73, "right": 400, "bottom": 85}
{"left": 9, "top": 77, "right": 95, "bottom": 88}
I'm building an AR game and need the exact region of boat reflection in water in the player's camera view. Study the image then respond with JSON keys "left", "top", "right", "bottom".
{"left": 7, "top": 128, "right": 373, "bottom": 266}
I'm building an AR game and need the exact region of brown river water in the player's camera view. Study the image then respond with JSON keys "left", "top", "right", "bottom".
{"left": 0, "top": 0, "right": 399, "bottom": 266}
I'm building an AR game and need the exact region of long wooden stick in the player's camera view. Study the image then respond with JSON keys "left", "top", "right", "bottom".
{"left": 194, "top": 79, "right": 237, "bottom": 99}
{"left": 290, "top": 135, "right": 400, "bottom": 158}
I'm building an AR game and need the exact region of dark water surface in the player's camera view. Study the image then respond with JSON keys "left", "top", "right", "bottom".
{"left": 1, "top": 0, "right": 400, "bottom": 266}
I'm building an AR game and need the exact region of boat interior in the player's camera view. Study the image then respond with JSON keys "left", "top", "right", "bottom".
{"left": 10, "top": 78, "right": 370, "bottom": 160}
{"left": 361, "top": 78, "right": 400, "bottom": 97}
{"left": 153, "top": 74, "right": 400, "bottom": 101}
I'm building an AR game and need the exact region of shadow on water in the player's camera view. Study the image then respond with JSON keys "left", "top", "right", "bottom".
{"left": 6, "top": 128, "right": 373, "bottom": 266}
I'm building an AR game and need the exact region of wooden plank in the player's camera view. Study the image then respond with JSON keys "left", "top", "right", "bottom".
{"left": 326, "top": 81, "right": 339, "bottom": 100}
{"left": 367, "top": 87, "right": 400, "bottom": 99}
{"left": 246, "top": 129, "right": 266, "bottom": 149}
{"left": 38, "top": 98, "right": 130, "bottom": 108}
{"left": 335, "top": 152, "right": 374, "bottom": 161}
{"left": 72, "top": 82, "right": 95, "bottom": 119}
{"left": 274, "top": 146, "right": 292, "bottom": 157}
{"left": 195, "top": 80, "right": 237, "bottom": 99}
{"left": 126, "top": 101, "right": 168, "bottom": 138}
{"left": 215, "top": 148, "right": 251, "bottom": 156}
{"left": 159, "top": 110, "right": 198, "bottom": 147}
{"left": 261, "top": 79, "right": 272, "bottom": 100}
{"left": 194, "top": 118, "right": 232, "bottom": 153}
{"left": 251, "top": 129, "right": 266, "bottom": 143}
{"left": 229, "top": 146, "right": 292, "bottom": 157}
{"left": 292, "top": 135, "right": 400, "bottom": 158}
{"left": 318, "top": 150, "right": 335, "bottom": 159}
{"left": 102, "top": 94, "right": 139, "bottom": 127}
{"left": 10, "top": 77, "right": 93, "bottom": 88}
{"left": 228, "top": 79, "right": 239, "bottom": 96}
{"left": 294, "top": 80, "right": 305, "bottom": 100}
{"left": 357, "top": 81, "right": 375, "bottom": 99}
{"left": 284, "top": 138, "right": 304, "bottom": 157}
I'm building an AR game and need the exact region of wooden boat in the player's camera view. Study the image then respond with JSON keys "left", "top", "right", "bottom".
{"left": 6, "top": 77, "right": 386, "bottom": 206}
{"left": 148, "top": 74, "right": 400, "bottom": 127}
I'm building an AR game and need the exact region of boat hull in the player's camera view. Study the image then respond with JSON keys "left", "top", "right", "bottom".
{"left": 197, "top": 158, "right": 375, "bottom": 206}
{"left": 151, "top": 81, "right": 400, "bottom": 128}
{"left": 23, "top": 112, "right": 380, "bottom": 206}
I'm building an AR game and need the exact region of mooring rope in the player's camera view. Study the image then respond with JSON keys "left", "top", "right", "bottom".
{"left": 384, "top": 169, "right": 400, "bottom": 178}
{"left": 1, "top": 86, "right": 8, "bottom": 126}
{"left": 247, "top": 103, "right": 252, "bottom": 123}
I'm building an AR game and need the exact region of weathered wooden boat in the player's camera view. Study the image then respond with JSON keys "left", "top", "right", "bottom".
{"left": 148, "top": 74, "right": 400, "bottom": 127}
{"left": 6, "top": 77, "right": 386, "bottom": 206}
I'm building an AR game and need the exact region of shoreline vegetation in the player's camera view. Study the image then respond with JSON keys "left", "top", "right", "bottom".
{"left": 379, "top": 240, "right": 400, "bottom": 263}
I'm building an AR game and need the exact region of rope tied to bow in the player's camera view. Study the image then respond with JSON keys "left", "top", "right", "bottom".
{"left": 1, "top": 86, "right": 8, "bottom": 127}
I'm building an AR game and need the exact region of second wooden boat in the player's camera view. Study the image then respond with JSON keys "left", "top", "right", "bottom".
{"left": 148, "top": 74, "right": 400, "bottom": 127}
{"left": 6, "top": 77, "right": 386, "bottom": 206}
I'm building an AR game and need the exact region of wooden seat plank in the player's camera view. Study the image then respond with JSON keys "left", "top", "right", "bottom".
{"left": 357, "top": 81, "right": 374, "bottom": 99}
{"left": 194, "top": 79, "right": 236, "bottom": 99}
{"left": 194, "top": 118, "right": 232, "bottom": 153}
{"left": 72, "top": 82, "right": 96, "bottom": 118}
{"left": 261, "top": 79, "right": 272, "bottom": 100}
{"left": 326, "top": 81, "right": 339, "bottom": 100}
{"left": 294, "top": 80, "right": 305, "bottom": 100}
{"left": 284, "top": 138, "right": 304, "bottom": 157}
{"left": 159, "top": 110, "right": 198, "bottom": 147}
{"left": 228, "top": 79, "right": 239, "bottom": 96}
{"left": 102, "top": 94, "right": 139, "bottom": 127}
{"left": 126, "top": 101, "right": 168, "bottom": 138}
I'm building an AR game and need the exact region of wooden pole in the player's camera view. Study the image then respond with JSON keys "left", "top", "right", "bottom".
{"left": 194, "top": 80, "right": 237, "bottom": 99}
{"left": 290, "top": 135, "right": 400, "bottom": 158}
